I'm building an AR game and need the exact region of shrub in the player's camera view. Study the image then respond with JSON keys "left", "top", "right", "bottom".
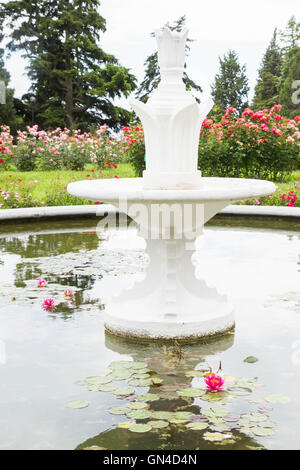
{"left": 199, "top": 105, "right": 300, "bottom": 181}
{"left": 122, "top": 125, "right": 145, "bottom": 176}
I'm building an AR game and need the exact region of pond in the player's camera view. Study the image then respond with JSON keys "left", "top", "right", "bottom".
{"left": 0, "top": 216, "right": 299, "bottom": 450}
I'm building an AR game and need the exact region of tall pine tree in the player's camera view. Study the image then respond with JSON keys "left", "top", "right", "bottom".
{"left": 252, "top": 29, "right": 283, "bottom": 110}
{"left": 136, "top": 15, "right": 202, "bottom": 103}
{"left": 0, "top": 0, "right": 137, "bottom": 130}
{"left": 278, "top": 46, "right": 300, "bottom": 118}
{"left": 279, "top": 16, "right": 300, "bottom": 52}
{"left": 210, "top": 50, "right": 249, "bottom": 118}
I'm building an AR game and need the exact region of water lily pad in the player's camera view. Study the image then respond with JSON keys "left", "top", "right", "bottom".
{"left": 125, "top": 409, "right": 152, "bottom": 420}
{"left": 177, "top": 388, "right": 206, "bottom": 398}
{"left": 96, "top": 384, "right": 118, "bottom": 392}
{"left": 129, "top": 423, "right": 152, "bottom": 433}
{"left": 66, "top": 400, "right": 89, "bottom": 409}
{"left": 185, "top": 371, "right": 205, "bottom": 378}
{"left": 203, "top": 432, "right": 232, "bottom": 442}
{"left": 112, "top": 387, "right": 134, "bottom": 396}
{"left": 148, "top": 420, "right": 169, "bottom": 429}
{"left": 117, "top": 422, "right": 135, "bottom": 429}
{"left": 151, "top": 377, "right": 163, "bottom": 385}
{"left": 210, "top": 423, "right": 231, "bottom": 432}
{"left": 130, "top": 362, "right": 148, "bottom": 370}
{"left": 251, "top": 427, "right": 275, "bottom": 437}
{"left": 151, "top": 411, "right": 174, "bottom": 421}
{"left": 109, "top": 370, "right": 133, "bottom": 381}
{"left": 128, "top": 378, "right": 153, "bottom": 387}
{"left": 244, "top": 356, "right": 259, "bottom": 364}
{"left": 186, "top": 422, "right": 208, "bottom": 431}
{"left": 108, "top": 406, "right": 129, "bottom": 415}
{"left": 227, "top": 386, "right": 252, "bottom": 396}
{"left": 86, "top": 376, "right": 112, "bottom": 385}
{"left": 223, "top": 415, "right": 240, "bottom": 422}
{"left": 109, "top": 361, "right": 133, "bottom": 370}
{"left": 131, "top": 373, "right": 150, "bottom": 380}
{"left": 137, "top": 393, "right": 159, "bottom": 402}
{"left": 127, "top": 401, "right": 149, "bottom": 410}
{"left": 265, "top": 394, "right": 290, "bottom": 404}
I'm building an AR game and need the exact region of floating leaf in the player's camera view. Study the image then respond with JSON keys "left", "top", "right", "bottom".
{"left": 251, "top": 427, "right": 275, "bottom": 437}
{"left": 108, "top": 406, "right": 129, "bottom": 415}
{"left": 112, "top": 387, "right": 134, "bottom": 396}
{"left": 109, "top": 370, "right": 133, "bottom": 381}
{"left": 86, "top": 376, "right": 111, "bottom": 385}
{"left": 265, "top": 394, "right": 291, "bottom": 404}
{"left": 130, "top": 362, "right": 148, "bottom": 370}
{"left": 95, "top": 384, "right": 118, "bottom": 393}
{"left": 151, "top": 377, "right": 163, "bottom": 385}
{"left": 227, "top": 386, "right": 252, "bottom": 396}
{"left": 223, "top": 415, "right": 240, "bottom": 423}
{"left": 177, "top": 388, "right": 206, "bottom": 398}
{"left": 203, "top": 432, "right": 232, "bottom": 442}
{"left": 117, "top": 422, "right": 135, "bottom": 429}
{"left": 185, "top": 371, "right": 205, "bottom": 378}
{"left": 148, "top": 420, "right": 169, "bottom": 429}
{"left": 109, "top": 361, "right": 133, "bottom": 370}
{"left": 127, "top": 402, "right": 149, "bottom": 410}
{"left": 129, "top": 423, "right": 152, "bottom": 433}
{"left": 125, "top": 409, "right": 152, "bottom": 420}
{"left": 244, "top": 356, "right": 259, "bottom": 364}
{"left": 210, "top": 423, "right": 231, "bottom": 432}
{"left": 186, "top": 422, "right": 208, "bottom": 431}
{"left": 66, "top": 400, "right": 89, "bottom": 409}
{"left": 137, "top": 393, "right": 159, "bottom": 402}
{"left": 128, "top": 378, "right": 153, "bottom": 387}
{"left": 151, "top": 411, "right": 174, "bottom": 421}
{"left": 131, "top": 373, "right": 150, "bottom": 380}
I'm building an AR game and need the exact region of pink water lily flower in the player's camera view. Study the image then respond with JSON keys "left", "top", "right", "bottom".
{"left": 64, "top": 289, "right": 73, "bottom": 298}
{"left": 204, "top": 373, "right": 225, "bottom": 392}
{"left": 42, "top": 298, "right": 56, "bottom": 312}
{"left": 37, "top": 279, "right": 47, "bottom": 287}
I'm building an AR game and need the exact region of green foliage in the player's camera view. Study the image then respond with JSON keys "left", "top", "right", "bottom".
{"left": 252, "top": 29, "right": 283, "bottom": 110}
{"left": 135, "top": 15, "right": 202, "bottom": 104}
{"left": 0, "top": 0, "right": 137, "bottom": 131}
{"left": 278, "top": 46, "right": 300, "bottom": 118}
{"left": 279, "top": 15, "right": 300, "bottom": 52}
{"left": 122, "top": 125, "right": 145, "bottom": 176}
{"left": 199, "top": 106, "right": 300, "bottom": 181}
{"left": 210, "top": 50, "right": 249, "bottom": 118}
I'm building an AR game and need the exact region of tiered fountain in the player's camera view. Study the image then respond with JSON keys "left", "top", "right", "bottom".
{"left": 68, "top": 26, "right": 276, "bottom": 340}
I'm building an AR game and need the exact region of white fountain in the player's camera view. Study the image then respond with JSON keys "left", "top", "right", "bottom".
{"left": 68, "top": 26, "right": 276, "bottom": 340}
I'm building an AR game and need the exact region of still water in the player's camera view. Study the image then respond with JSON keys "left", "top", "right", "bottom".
{"left": 0, "top": 217, "right": 299, "bottom": 450}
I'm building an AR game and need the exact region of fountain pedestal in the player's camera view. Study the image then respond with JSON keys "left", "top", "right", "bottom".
{"left": 67, "top": 25, "right": 277, "bottom": 340}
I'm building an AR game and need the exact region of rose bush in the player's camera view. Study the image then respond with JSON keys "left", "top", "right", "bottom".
{"left": 199, "top": 105, "right": 300, "bottom": 180}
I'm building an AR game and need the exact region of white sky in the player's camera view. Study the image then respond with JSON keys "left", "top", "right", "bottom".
{"left": 5, "top": 0, "right": 299, "bottom": 106}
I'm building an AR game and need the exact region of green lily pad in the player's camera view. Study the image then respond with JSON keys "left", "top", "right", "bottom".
{"left": 185, "top": 371, "right": 205, "bottom": 378}
{"left": 129, "top": 423, "right": 152, "bottom": 433}
{"left": 203, "top": 432, "right": 232, "bottom": 442}
{"left": 131, "top": 373, "right": 150, "bottom": 380}
{"left": 86, "top": 376, "right": 112, "bottom": 385}
{"left": 137, "top": 393, "right": 159, "bottom": 402}
{"left": 130, "top": 362, "right": 148, "bottom": 370}
{"left": 108, "top": 406, "right": 129, "bottom": 415}
{"left": 109, "top": 361, "right": 133, "bottom": 370}
{"left": 244, "top": 356, "right": 259, "bottom": 364}
{"left": 177, "top": 388, "right": 206, "bottom": 398}
{"left": 210, "top": 423, "right": 231, "bottom": 432}
{"left": 109, "top": 370, "right": 133, "bottom": 380}
{"left": 151, "top": 377, "right": 163, "bottom": 385}
{"left": 128, "top": 378, "right": 153, "bottom": 387}
{"left": 95, "top": 384, "right": 118, "bottom": 392}
{"left": 127, "top": 402, "right": 149, "bottom": 410}
{"left": 228, "top": 386, "right": 252, "bottom": 396}
{"left": 186, "top": 422, "right": 208, "bottom": 431}
{"left": 151, "top": 411, "right": 174, "bottom": 421}
{"left": 66, "top": 400, "right": 89, "bottom": 409}
{"left": 175, "top": 412, "right": 193, "bottom": 420}
{"left": 251, "top": 427, "right": 275, "bottom": 437}
{"left": 147, "top": 420, "right": 169, "bottom": 429}
{"left": 112, "top": 387, "right": 134, "bottom": 396}
{"left": 125, "top": 409, "right": 152, "bottom": 420}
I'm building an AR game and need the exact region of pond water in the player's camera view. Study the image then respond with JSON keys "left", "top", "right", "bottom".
{"left": 0, "top": 216, "right": 299, "bottom": 450}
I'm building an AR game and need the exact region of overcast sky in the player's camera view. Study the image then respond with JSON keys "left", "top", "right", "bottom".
{"left": 5, "top": 0, "right": 298, "bottom": 106}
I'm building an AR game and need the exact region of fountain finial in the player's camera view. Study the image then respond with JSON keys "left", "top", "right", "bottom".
{"left": 155, "top": 26, "right": 188, "bottom": 70}
{"left": 130, "top": 24, "right": 213, "bottom": 190}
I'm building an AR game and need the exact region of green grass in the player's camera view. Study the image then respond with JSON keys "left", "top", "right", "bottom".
{"left": 0, "top": 164, "right": 299, "bottom": 209}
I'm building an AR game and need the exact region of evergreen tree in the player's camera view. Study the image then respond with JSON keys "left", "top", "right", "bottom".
{"left": 252, "top": 29, "right": 283, "bottom": 110}
{"left": 0, "top": 38, "right": 23, "bottom": 133}
{"left": 278, "top": 46, "right": 300, "bottom": 118}
{"left": 210, "top": 50, "right": 249, "bottom": 118}
{"left": 279, "top": 16, "right": 300, "bottom": 52}
{"left": 136, "top": 15, "right": 202, "bottom": 103}
{"left": 0, "top": 0, "right": 137, "bottom": 130}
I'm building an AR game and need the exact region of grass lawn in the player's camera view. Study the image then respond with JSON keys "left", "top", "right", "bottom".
{"left": 0, "top": 163, "right": 299, "bottom": 208}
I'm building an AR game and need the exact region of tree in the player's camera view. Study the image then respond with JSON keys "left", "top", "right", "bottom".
{"left": 136, "top": 15, "right": 202, "bottom": 103}
{"left": 0, "top": 38, "right": 24, "bottom": 133}
{"left": 279, "top": 16, "right": 300, "bottom": 52}
{"left": 252, "top": 29, "right": 283, "bottom": 110}
{"left": 0, "top": 0, "right": 137, "bottom": 130}
{"left": 210, "top": 50, "right": 249, "bottom": 118}
{"left": 278, "top": 46, "right": 300, "bottom": 118}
